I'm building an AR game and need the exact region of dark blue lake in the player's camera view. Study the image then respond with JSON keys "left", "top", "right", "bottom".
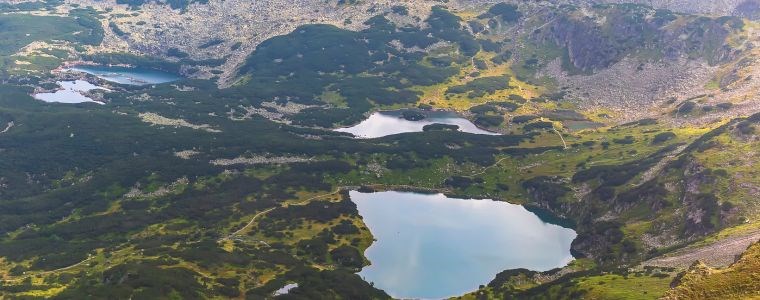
{"left": 68, "top": 65, "right": 180, "bottom": 85}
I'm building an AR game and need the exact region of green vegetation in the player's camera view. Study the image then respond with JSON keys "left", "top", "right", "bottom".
{"left": 234, "top": 7, "right": 485, "bottom": 127}
{"left": 0, "top": 11, "right": 103, "bottom": 76}
{"left": 109, "top": 22, "right": 128, "bottom": 37}
{"left": 423, "top": 123, "right": 460, "bottom": 132}
{"left": 463, "top": 266, "right": 674, "bottom": 299}
{"left": 665, "top": 242, "right": 760, "bottom": 299}
{"left": 0, "top": 14, "right": 100, "bottom": 55}
{"left": 483, "top": 3, "right": 522, "bottom": 22}
{"left": 445, "top": 75, "right": 510, "bottom": 98}
{"left": 0, "top": 2, "right": 758, "bottom": 299}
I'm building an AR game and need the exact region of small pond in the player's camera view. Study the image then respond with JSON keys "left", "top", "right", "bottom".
{"left": 350, "top": 190, "right": 576, "bottom": 299}
{"left": 67, "top": 65, "right": 180, "bottom": 85}
{"left": 273, "top": 283, "right": 298, "bottom": 296}
{"left": 335, "top": 110, "right": 500, "bottom": 138}
{"left": 34, "top": 80, "right": 108, "bottom": 104}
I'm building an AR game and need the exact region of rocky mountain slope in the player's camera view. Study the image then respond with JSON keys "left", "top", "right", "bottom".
{"left": 41, "top": 0, "right": 756, "bottom": 124}
{"left": 0, "top": 0, "right": 759, "bottom": 298}
{"left": 599, "top": 0, "right": 760, "bottom": 18}
{"left": 664, "top": 241, "right": 760, "bottom": 299}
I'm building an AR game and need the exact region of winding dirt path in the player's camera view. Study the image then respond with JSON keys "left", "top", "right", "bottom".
{"left": 220, "top": 188, "right": 347, "bottom": 242}
{"left": 551, "top": 127, "right": 568, "bottom": 149}
{"left": 220, "top": 207, "right": 278, "bottom": 241}
{"left": 465, "top": 157, "right": 511, "bottom": 178}
{"left": 219, "top": 183, "right": 456, "bottom": 242}
{"left": 2, "top": 255, "right": 95, "bottom": 283}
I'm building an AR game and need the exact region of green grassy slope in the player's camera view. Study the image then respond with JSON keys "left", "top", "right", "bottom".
{"left": 0, "top": 2, "right": 758, "bottom": 299}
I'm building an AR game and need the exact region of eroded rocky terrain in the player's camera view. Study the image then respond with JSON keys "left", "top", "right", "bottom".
{"left": 1, "top": 0, "right": 759, "bottom": 299}
{"left": 17, "top": 0, "right": 752, "bottom": 125}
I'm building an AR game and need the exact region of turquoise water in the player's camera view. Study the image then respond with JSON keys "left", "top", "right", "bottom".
{"left": 350, "top": 191, "right": 576, "bottom": 299}
{"left": 335, "top": 110, "right": 500, "bottom": 138}
{"left": 68, "top": 65, "right": 180, "bottom": 85}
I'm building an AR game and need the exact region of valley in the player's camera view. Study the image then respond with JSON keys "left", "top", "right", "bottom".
{"left": 0, "top": 0, "right": 758, "bottom": 299}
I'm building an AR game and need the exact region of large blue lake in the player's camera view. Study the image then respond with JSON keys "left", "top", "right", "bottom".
{"left": 335, "top": 110, "right": 500, "bottom": 138}
{"left": 68, "top": 65, "right": 180, "bottom": 85}
{"left": 350, "top": 190, "right": 576, "bottom": 299}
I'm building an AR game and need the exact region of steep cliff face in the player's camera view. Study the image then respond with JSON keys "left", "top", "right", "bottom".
{"left": 519, "top": 114, "right": 760, "bottom": 265}
{"left": 680, "top": 161, "right": 725, "bottom": 238}
{"left": 534, "top": 5, "right": 744, "bottom": 73}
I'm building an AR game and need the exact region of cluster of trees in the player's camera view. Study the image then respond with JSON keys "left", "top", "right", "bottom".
{"left": 267, "top": 198, "right": 358, "bottom": 224}
{"left": 0, "top": 14, "right": 101, "bottom": 56}
{"left": 482, "top": 3, "right": 522, "bottom": 22}
{"left": 445, "top": 75, "right": 510, "bottom": 98}
{"left": 652, "top": 131, "right": 676, "bottom": 144}
{"left": 0, "top": 1, "right": 63, "bottom": 13}
{"left": 250, "top": 266, "right": 389, "bottom": 299}
{"left": 572, "top": 144, "right": 680, "bottom": 186}
{"left": 423, "top": 123, "right": 460, "bottom": 132}
{"left": 523, "top": 121, "right": 553, "bottom": 131}
{"left": 235, "top": 6, "right": 482, "bottom": 127}
{"left": 55, "top": 260, "right": 206, "bottom": 299}
{"left": 445, "top": 176, "right": 484, "bottom": 189}
{"left": 7, "top": 1, "right": 753, "bottom": 297}
{"left": 513, "top": 115, "right": 538, "bottom": 123}
{"left": 70, "top": 8, "right": 105, "bottom": 46}
{"left": 521, "top": 176, "right": 571, "bottom": 210}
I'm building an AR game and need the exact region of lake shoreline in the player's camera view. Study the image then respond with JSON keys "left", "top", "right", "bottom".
{"left": 351, "top": 183, "right": 577, "bottom": 230}
{"left": 65, "top": 64, "right": 182, "bottom": 86}
{"left": 350, "top": 190, "right": 577, "bottom": 299}
{"left": 334, "top": 109, "right": 502, "bottom": 138}
{"left": 334, "top": 107, "right": 503, "bottom": 135}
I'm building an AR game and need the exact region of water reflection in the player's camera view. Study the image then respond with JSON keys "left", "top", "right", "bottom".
{"left": 335, "top": 110, "right": 500, "bottom": 138}
{"left": 351, "top": 190, "right": 576, "bottom": 299}
{"left": 34, "top": 80, "right": 108, "bottom": 104}
{"left": 68, "top": 65, "right": 180, "bottom": 85}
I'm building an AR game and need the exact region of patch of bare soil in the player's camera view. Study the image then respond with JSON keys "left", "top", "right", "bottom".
{"left": 642, "top": 229, "right": 760, "bottom": 268}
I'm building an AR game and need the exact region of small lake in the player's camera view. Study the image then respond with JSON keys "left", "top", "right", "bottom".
{"left": 34, "top": 80, "right": 109, "bottom": 104}
{"left": 335, "top": 110, "right": 500, "bottom": 138}
{"left": 350, "top": 190, "right": 576, "bottom": 299}
{"left": 68, "top": 65, "right": 180, "bottom": 85}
